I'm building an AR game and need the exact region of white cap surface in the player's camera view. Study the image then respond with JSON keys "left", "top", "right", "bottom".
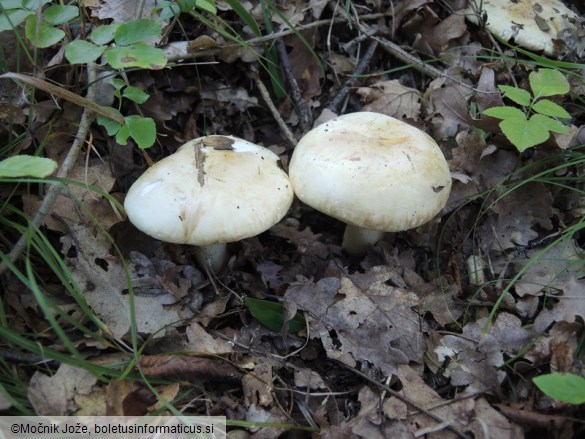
{"left": 289, "top": 112, "right": 452, "bottom": 232}
{"left": 124, "top": 136, "right": 293, "bottom": 245}
{"left": 464, "top": 0, "right": 578, "bottom": 55}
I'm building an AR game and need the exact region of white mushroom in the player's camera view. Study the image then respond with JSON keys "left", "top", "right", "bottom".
{"left": 124, "top": 135, "right": 294, "bottom": 272}
{"left": 288, "top": 112, "right": 452, "bottom": 256}
{"left": 464, "top": 0, "right": 578, "bottom": 56}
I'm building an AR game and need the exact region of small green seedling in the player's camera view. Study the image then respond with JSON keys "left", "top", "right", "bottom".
{"left": 533, "top": 372, "right": 585, "bottom": 405}
{"left": 483, "top": 69, "right": 571, "bottom": 152}
{"left": 96, "top": 79, "right": 156, "bottom": 149}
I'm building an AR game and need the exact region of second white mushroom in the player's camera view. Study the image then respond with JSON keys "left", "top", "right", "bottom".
{"left": 289, "top": 112, "right": 452, "bottom": 255}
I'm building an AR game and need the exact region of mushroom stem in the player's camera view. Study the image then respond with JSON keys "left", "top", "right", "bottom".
{"left": 342, "top": 224, "right": 385, "bottom": 256}
{"left": 194, "top": 243, "right": 228, "bottom": 273}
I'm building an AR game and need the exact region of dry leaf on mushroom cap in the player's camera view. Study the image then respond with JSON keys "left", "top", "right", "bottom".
{"left": 463, "top": 0, "right": 579, "bottom": 56}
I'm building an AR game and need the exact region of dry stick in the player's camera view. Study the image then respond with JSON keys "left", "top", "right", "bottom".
{"left": 164, "top": 13, "right": 388, "bottom": 64}
{"left": 251, "top": 72, "right": 299, "bottom": 146}
{"left": 327, "top": 40, "right": 379, "bottom": 113}
{"left": 356, "top": 22, "right": 497, "bottom": 94}
{"left": 338, "top": 362, "right": 471, "bottom": 439}
{"left": 0, "top": 65, "right": 98, "bottom": 276}
{"left": 275, "top": 38, "right": 312, "bottom": 132}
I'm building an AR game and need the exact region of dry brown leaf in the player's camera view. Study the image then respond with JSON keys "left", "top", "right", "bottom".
{"left": 139, "top": 354, "right": 242, "bottom": 383}
{"left": 28, "top": 364, "right": 97, "bottom": 416}
{"left": 422, "top": 71, "right": 472, "bottom": 139}
{"left": 285, "top": 266, "right": 425, "bottom": 376}
{"left": 358, "top": 80, "right": 421, "bottom": 120}
{"left": 243, "top": 363, "right": 273, "bottom": 407}
{"left": 61, "top": 223, "right": 185, "bottom": 338}
{"left": 185, "top": 322, "right": 234, "bottom": 354}
{"left": 397, "top": 365, "right": 524, "bottom": 438}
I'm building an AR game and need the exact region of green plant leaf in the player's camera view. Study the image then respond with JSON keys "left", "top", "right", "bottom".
{"left": 105, "top": 43, "right": 167, "bottom": 70}
{"left": 90, "top": 23, "right": 119, "bottom": 45}
{"left": 123, "top": 86, "right": 149, "bottom": 104}
{"left": 1, "top": 0, "right": 26, "bottom": 8}
{"left": 25, "top": 14, "right": 64, "bottom": 48}
{"left": 483, "top": 106, "right": 526, "bottom": 120}
{"left": 529, "top": 69, "right": 570, "bottom": 98}
{"left": 124, "top": 115, "right": 156, "bottom": 148}
{"left": 22, "top": 0, "right": 52, "bottom": 9}
{"left": 0, "top": 155, "right": 57, "bottom": 178}
{"left": 114, "top": 19, "right": 162, "bottom": 46}
{"left": 0, "top": 8, "right": 32, "bottom": 32}
{"left": 533, "top": 373, "right": 585, "bottom": 405}
{"left": 64, "top": 40, "right": 105, "bottom": 64}
{"left": 532, "top": 99, "right": 571, "bottom": 119}
{"left": 43, "top": 4, "right": 78, "bottom": 25}
{"left": 245, "top": 297, "right": 306, "bottom": 333}
{"left": 499, "top": 114, "right": 551, "bottom": 151}
{"left": 96, "top": 111, "right": 122, "bottom": 136}
{"left": 195, "top": 0, "right": 217, "bottom": 14}
{"left": 498, "top": 85, "right": 532, "bottom": 106}
{"left": 531, "top": 114, "right": 570, "bottom": 135}
{"left": 152, "top": 1, "right": 181, "bottom": 20}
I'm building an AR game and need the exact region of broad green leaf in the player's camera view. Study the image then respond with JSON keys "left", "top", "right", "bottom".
{"left": 90, "top": 24, "right": 119, "bottom": 45}
{"left": 44, "top": 4, "right": 78, "bottom": 25}
{"left": 499, "top": 114, "right": 550, "bottom": 151}
{"left": 109, "top": 78, "right": 126, "bottom": 91}
{"left": 531, "top": 114, "right": 569, "bottom": 135}
{"left": 498, "top": 85, "right": 531, "bottom": 106}
{"left": 195, "top": 0, "right": 217, "bottom": 14}
{"left": 96, "top": 110, "right": 123, "bottom": 136}
{"left": 115, "top": 123, "right": 130, "bottom": 145}
{"left": 125, "top": 115, "right": 156, "bottom": 148}
{"left": 25, "top": 15, "right": 64, "bottom": 47}
{"left": 0, "top": 155, "right": 57, "bottom": 178}
{"left": 64, "top": 40, "right": 105, "bottom": 64}
{"left": 0, "top": 8, "right": 31, "bottom": 32}
{"left": 105, "top": 43, "right": 167, "bottom": 70}
{"left": 1, "top": 1, "right": 25, "bottom": 9}
{"left": 533, "top": 373, "right": 585, "bottom": 405}
{"left": 123, "top": 86, "right": 149, "bottom": 104}
{"left": 532, "top": 99, "right": 571, "bottom": 119}
{"left": 483, "top": 106, "right": 526, "bottom": 120}
{"left": 22, "top": 0, "right": 51, "bottom": 9}
{"left": 114, "top": 19, "right": 162, "bottom": 46}
{"left": 529, "top": 69, "right": 570, "bottom": 98}
{"left": 244, "top": 297, "right": 306, "bottom": 333}
{"left": 152, "top": 1, "right": 181, "bottom": 20}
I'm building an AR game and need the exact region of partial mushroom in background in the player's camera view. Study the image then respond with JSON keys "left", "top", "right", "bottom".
{"left": 288, "top": 112, "right": 452, "bottom": 256}
{"left": 463, "top": 0, "right": 579, "bottom": 56}
{"left": 124, "top": 135, "right": 294, "bottom": 273}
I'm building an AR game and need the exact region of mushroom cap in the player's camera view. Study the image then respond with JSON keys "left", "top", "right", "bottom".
{"left": 464, "top": 0, "right": 578, "bottom": 56}
{"left": 288, "top": 112, "right": 452, "bottom": 232}
{"left": 124, "top": 135, "right": 293, "bottom": 245}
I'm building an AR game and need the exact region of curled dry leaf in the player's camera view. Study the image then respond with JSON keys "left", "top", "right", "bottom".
{"left": 358, "top": 80, "right": 421, "bottom": 121}
{"left": 139, "top": 354, "right": 242, "bottom": 383}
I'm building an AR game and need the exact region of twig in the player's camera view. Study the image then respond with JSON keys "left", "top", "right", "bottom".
{"left": 164, "top": 13, "right": 388, "bottom": 64}
{"left": 356, "top": 22, "right": 498, "bottom": 94}
{"left": 338, "top": 361, "right": 471, "bottom": 439}
{"left": 275, "top": 38, "right": 312, "bottom": 132}
{"left": 251, "top": 71, "right": 299, "bottom": 147}
{"left": 0, "top": 64, "right": 98, "bottom": 276}
{"left": 327, "top": 40, "right": 378, "bottom": 113}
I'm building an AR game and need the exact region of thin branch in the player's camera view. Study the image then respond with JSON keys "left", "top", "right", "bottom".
{"left": 0, "top": 64, "right": 98, "bottom": 276}
{"left": 338, "top": 361, "right": 471, "bottom": 439}
{"left": 328, "top": 40, "right": 378, "bottom": 113}
{"left": 275, "top": 38, "right": 312, "bottom": 132}
{"left": 251, "top": 71, "right": 299, "bottom": 147}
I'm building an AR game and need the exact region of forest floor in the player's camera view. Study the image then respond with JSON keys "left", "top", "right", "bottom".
{"left": 1, "top": 1, "right": 585, "bottom": 438}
